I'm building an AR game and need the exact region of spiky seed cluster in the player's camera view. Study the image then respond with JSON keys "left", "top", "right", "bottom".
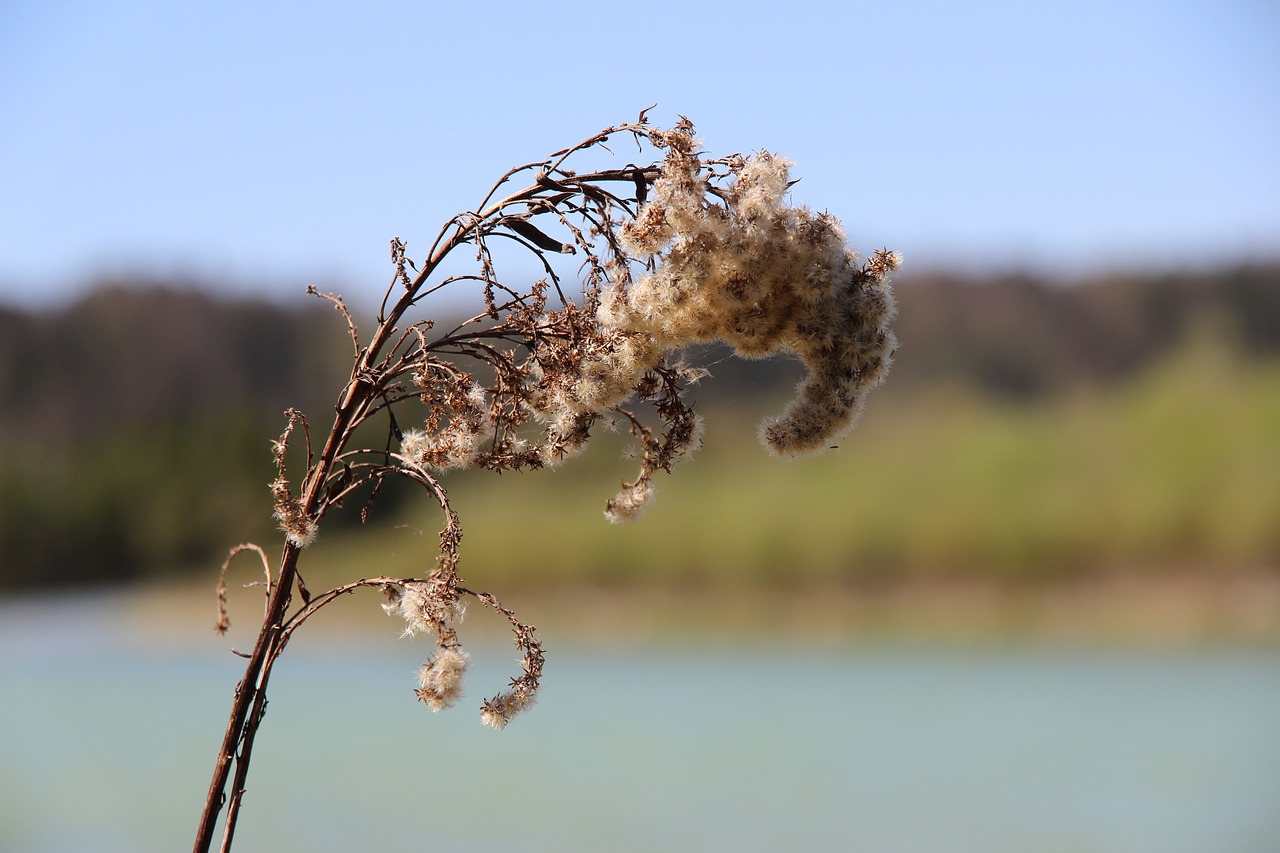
{"left": 383, "top": 580, "right": 478, "bottom": 713}
{"left": 603, "top": 474, "right": 654, "bottom": 524}
{"left": 516, "top": 308, "right": 706, "bottom": 519}
{"left": 603, "top": 120, "right": 900, "bottom": 457}
{"left": 524, "top": 306, "right": 658, "bottom": 420}
{"left": 381, "top": 579, "right": 467, "bottom": 638}
{"left": 479, "top": 617, "right": 543, "bottom": 729}
{"left": 403, "top": 369, "right": 499, "bottom": 471}
{"left": 268, "top": 411, "right": 318, "bottom": 547}
{"left": 480, "top": 687, "right": 536, "bottom": 730}
{"left": 519, "top": 303, "right": 659, "bottom": 467}
{"left": 270, "top": 476, "right": 317, "bottom": 548}
{"left": 416, "top": 647, "right": 469, "bottom": 711}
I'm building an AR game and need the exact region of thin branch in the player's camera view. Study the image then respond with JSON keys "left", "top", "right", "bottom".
{"left": 214, "top": 544, "right": 274, "bottom": 635}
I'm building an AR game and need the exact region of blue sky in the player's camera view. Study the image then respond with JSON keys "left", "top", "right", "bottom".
{"left": 2, "top": 0, "right": 1277, "bottom": 306}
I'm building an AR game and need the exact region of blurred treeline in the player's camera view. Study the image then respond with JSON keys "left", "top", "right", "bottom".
{"left": 1, "top": 266, "right": 1278, "bottom": 591}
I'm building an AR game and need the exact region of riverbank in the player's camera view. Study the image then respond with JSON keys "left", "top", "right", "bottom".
{"left": 26, "top": 569, "right": 1276, "bottom": 652}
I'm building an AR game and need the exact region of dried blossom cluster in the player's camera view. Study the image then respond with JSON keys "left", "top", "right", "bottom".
{"left": 380, "top": 575, "right": 543, "bottom": 728}
{"left": 381, "top": 578, "right": 467, "bottom": 638}
{"left": 381, "top": 580, "right": 471, "bottom": 713}
{"left": 415, "top": 647, "right": 469, "bottom": 711}
{"left": 259, "top": 116, "right": 897, "bottom": 736}
{"left": 270, "top": 476, "right": 316, "bottom": 548}
{"left": 269, "top": 413, "right": 318, "bottom": 548}
{"left": 602, "top": 120, "right": 900, "bottom": 456}
{"left": 478, "top": 618, "right": 542, "bottom": 730}
{"left": 376, "top": 118, "right": 896, "bottom": 716}
{"left": 398, "top": 366, "right": 498, "bottom": 471}
{"left": 391, "top": 118, "right": 897, "bottom": 531}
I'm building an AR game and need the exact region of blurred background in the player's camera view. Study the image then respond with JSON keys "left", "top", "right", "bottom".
{"left": 2, "top": 1, "right": 1278, "bottom": 851}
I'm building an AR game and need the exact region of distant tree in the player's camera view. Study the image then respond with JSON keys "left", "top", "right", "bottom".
{"left": 0, "top": 288, "right": 348, "bottom": 587}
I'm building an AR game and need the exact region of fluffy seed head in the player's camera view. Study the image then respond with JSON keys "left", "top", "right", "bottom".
{"left": 604, "top": 476, "right": 655, "bottom": 524}
{"left": 416, "top": 647, "right": 470, "bottom": 712}
{"left": 604, "top": 145, "right": 898, "bottom": 457}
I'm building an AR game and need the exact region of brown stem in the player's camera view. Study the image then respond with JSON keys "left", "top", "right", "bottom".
{"left": 218, "top": 626, "right": 282, "bottom": 852}
{"left": 196, "top": 372, "right": 379, "bottom": 852}
{"left": 193, "top": 134, "right": 659, "bottom": 852}
{"left": 193, "top": 541, "right": 300, "bottom": 853}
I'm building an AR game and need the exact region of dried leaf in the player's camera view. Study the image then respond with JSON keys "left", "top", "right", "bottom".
{"left": 505, "top": 217, "right": 574, "bottom": 254}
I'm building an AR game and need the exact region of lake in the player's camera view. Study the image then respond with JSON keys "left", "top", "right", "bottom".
{"left": 1, "top": 592, "right": 1277, "bottom": 852}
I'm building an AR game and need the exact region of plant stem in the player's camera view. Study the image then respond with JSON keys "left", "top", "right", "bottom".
{"left": 192, "top": 147, "right": 656, "bottom": 851}
{"left": 195, "top": 371, "right": 377, "bottom": 852}
{"left": 193, "top": 541, "right": 300, "bottom": 853}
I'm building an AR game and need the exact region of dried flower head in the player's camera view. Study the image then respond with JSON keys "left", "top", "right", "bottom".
{"left": 382, "top": 580, "right": 466, "bottom": 639}
{"left": 604, "top": 475, "right": 655, "bottom": 524}
{"left": 270, "top": 477, "right": 317, "bottom": 548}
{"left": 480, "top": 687, "right": 536, "bottom": 730}
{"left": 604, "top": 123, "right": 899, "bottom": 457}
{"left": 416, "top": 647, "right": 470, "bottom": 712}
{"left": 372, "top": 119, "right": 895, "bottom": 526}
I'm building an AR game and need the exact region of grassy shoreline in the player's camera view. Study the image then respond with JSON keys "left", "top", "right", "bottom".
{"left": 90, "top": 568, "right": 1280, "bottom": 650}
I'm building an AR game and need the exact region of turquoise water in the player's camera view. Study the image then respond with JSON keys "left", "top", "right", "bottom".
{"left": 1, "top": 597, "right": 1277, "bottom": 852}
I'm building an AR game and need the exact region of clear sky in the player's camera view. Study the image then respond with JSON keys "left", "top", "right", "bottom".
{"left": 2, "top": 0, "right": 1277, "bottom": 306}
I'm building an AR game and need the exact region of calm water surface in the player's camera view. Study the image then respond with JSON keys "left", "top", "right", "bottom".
{"left": 1, "top": 595, "right": 1277, "bottom": 852}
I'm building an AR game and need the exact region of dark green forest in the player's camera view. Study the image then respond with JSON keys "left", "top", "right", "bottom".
{"left": 2, "top": 265, "right": 1278, "bottom": 591}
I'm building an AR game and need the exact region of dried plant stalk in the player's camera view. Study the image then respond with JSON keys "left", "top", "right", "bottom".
{"left": 195, "top": 111, "right": 898, "bottom": 853}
